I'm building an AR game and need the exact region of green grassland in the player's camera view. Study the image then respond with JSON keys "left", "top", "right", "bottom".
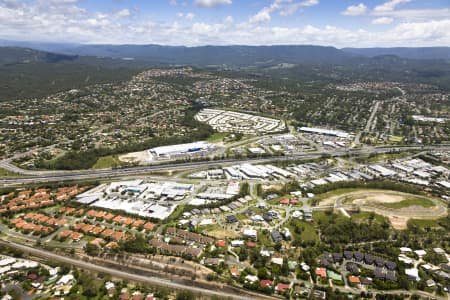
{"left": 379, "top": 197, "right": 435, "bottom": 209}
{"left": 206, "top": 132, "right": 229, "bottom": 143}
{"left": 354, "top": 151, "right": 418, "bottom": 163}
{"left": 286, "top": 219, "right": 319, "bottom": 243}
{"left": 313, "top": 211, "right": 342, "bottom": 225}
{"left": 314, "top": 210, "right": 389, "bottom": 227}
{"left": 388, "top": 135, "right": 404, "bottom": 143}
{"left": 257, "top": 230, "right": 274, "bottom": 247}
{"left": 91, "top": 155, "right": 124, "bottom": 169}
{"left": 0, "top": 168, "right": 20, "bottom": 178}
{"left": 315, "top": 188, "right": 438, "bottom": 211}
{"left": 350, "top": 211, "right": 388, "bottom": 224}
{"left": 407, "top": 218, "right": 441, "bottom": 228}
{"left": 298, "top": 222, "right": 319, "bottom": 242}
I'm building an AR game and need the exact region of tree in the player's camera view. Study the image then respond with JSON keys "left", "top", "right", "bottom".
{"left": 176, "top": 290, "right": 195, "bottom": 300}
{"left": 85, "top": 243, "right": 100, "bottom": 256}
{"left": 122, "top": 234, "right": 148, "bottom": 253}
{"left": 274, "top": 242, "right": 282, "bottom": 252}
{"left": 281, "top": 257, "right": 289, "bottom": 276}
{"left": 239, "top": 247, "right": 248, "bottom": 261}
{"left": 257, "top": 267, "right": 269, "bottom": 279}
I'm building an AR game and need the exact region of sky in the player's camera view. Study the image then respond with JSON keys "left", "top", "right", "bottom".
{"left": 0, "top": 0, "right": 449, "bottom": 47}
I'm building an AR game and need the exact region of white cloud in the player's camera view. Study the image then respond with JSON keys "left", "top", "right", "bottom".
{"left": 249, "top": 7, "right": 272, "bottom": 23}
{"left": 177, "top": 12, "right": 195, "bottom": 20}
{"left": 370, "top": 1, "right": 448, "bottom": 24}
{"left": 249, "top": 0, "right": 319, "bottom": 23}
{"left": 0, "top": 0, "right": 449, "bottom": 47}
{"left": 280, "top": 0, "right": 320, "bottom": 16}
{"left": 374, "top": 0, "right": 411, "bottom": 12}
{"left": 390, "top": 19, "right": 450, "bottom": 42}
{"left": 116, "top": 9, "right": 130, "bottom": 18}
{"left": 342, "top": 3, "right": 367, "bottom": 16}
{"left": 301, "top": 0, "right": 319, "bottom": 7}
{"left": 46, "top": 0, "right": 79, "bottom": 3}
{"left": 194, "top": 0, "right": 232, "bottom": 8}
{"left": 372, "top": 8, "right": 450, "bottom": 20}
{"left": 224, "top": 15, "right": 234, "bottom": 24}
{"left": 372, "top": 17, "right": 393, "bottom": 24}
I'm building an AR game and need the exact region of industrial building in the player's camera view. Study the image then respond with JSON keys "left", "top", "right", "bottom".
{"left": 148, "top": 141, "right": 214, "bottom": 159}
{"left": 298, "top": 126, "right": 352, "bottom": 139}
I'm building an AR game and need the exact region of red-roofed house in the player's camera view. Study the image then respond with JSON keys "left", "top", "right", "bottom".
{"left": 348, "top": 276, "right": 361, "bottom": 285}
{"left": 59, "top": 230, "right": 72, "bottom": 239}
{"left": 275, "top": 282, "right": 291, "bottom": 292}
{"left": 229, "top": 266, "right": 240, "bottom": 277}
{"left": 106, "top": 241, "right": 119, "bottom": 249}
{"left": 70, "top": 232, "right": 84, "bottom": 241}
{"left": 279, "top": 198, "right": 290, "bottom": 205}
{"left": 143, "top": 223, "right": 156, "bottom": 231}
{"left": 315, "top": 267, "right": 327, "bottom": 278}
{"left": 216, "top": 240, "right": 226, "bottom": 247}
{"left": 246, "top": 241, "right": 257, "bottom": 248}
{"left": 260, "top": 280, "right": 273, "bottom": 288}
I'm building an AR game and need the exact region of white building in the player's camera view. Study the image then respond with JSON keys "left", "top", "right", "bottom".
{"left": 231, "top": 240, "right": 245, "bottom": 247}
{"left": 412, "top": 115, "right": 447, "bottom": 123}
{"left": 299, "top": 127, "right": 352, "bottom": 138}
{"left": 368, "top": 165, "right": 396, "bottom": 177}
{"left": 149, "top": 141, "right": 214, "bottom": 159}
{"left": 414, "top": 249, "right": 427, "bottom": 257}
{"left": 57, "top": 274, "right": 75, "bottom": 286}
{"left": 239, "top": 164, "right": 270, "bottom": 179}
{"left": 0, "top": 257, "right": 16, "bottom": 267}
{"left": 224, "top": 167, "right": 242, "bottom": 179}
{"left": 243, "top": 229, "right": 257, "bottom": 240}
{"left": 405, "top": 268, "right": 420, "bottom": 281}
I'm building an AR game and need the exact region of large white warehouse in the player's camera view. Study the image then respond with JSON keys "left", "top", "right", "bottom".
{"left": 299, "top": 127, "right": 352, "bottom": 139}
{"left": 149, "top": 141, "right": 214, "bottom": 159}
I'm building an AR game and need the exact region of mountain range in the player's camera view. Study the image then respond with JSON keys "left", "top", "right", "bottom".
{"left": 1, "top": 42, "right": 449, "bottom": 100}
{"left": 1, "top": 40, "right": 450, "bottom": 65}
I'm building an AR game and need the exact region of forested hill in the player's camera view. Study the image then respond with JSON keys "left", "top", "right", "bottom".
{"left": 1, "top": 44, "right": 450, "bottom": 101}
{"left": 0, "top": 47, "right": 78, "bottom": 65}
{"left": 58, "top": 44, "right": 354, "bottom": 65}
{"left": 256, "top": 54, "right": 450, "bottom": 91}
{"left": 2, "top": 40, "right": 450, "bottom": 62}
{"left": 0, "top": 47, "right": 148, "bottom": 101}
{"left": 342, "top": 47, "right": 450, "bottom": 60}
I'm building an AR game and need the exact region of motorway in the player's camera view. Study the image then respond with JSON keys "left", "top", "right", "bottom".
{"left": 1, "top": 145, "right": 449, "bottom": 185}
{"left": 0, "top": 240, "right": 275, "bottom": 300}
{"left": 1, "top": 145, "right": 450, "bottom": 299}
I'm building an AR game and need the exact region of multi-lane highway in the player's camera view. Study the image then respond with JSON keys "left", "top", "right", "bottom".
{"left": 1, "top": 145, "right": 449, "bottom": 185}
{"left": 1, "top": 145, "right": 449, "bottom": 299}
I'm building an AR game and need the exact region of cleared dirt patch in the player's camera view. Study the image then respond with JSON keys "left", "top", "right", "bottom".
{"left": 119, "top": 150, "right": 150, "bottom": 164}
{"left": 319, "top": 189, "right": 447, "bottom": 230}
{"left": 388, "top": 216, "right": 410, "bottom": 230}
{"left": 349, "top": 193, "right": 434, "bottom": 209}
{"left": 207, "top": 228, "right": 240, "bottom": 239}
{"left": 351, "top": 194, "right": 404, "bottom": 204}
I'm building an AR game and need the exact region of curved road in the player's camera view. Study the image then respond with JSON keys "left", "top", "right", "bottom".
{"left": 334, "top": 191, "right": 448, "bottom": 218}
{"left": 1, "top": 145, "right": 449, "bottom": 185}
